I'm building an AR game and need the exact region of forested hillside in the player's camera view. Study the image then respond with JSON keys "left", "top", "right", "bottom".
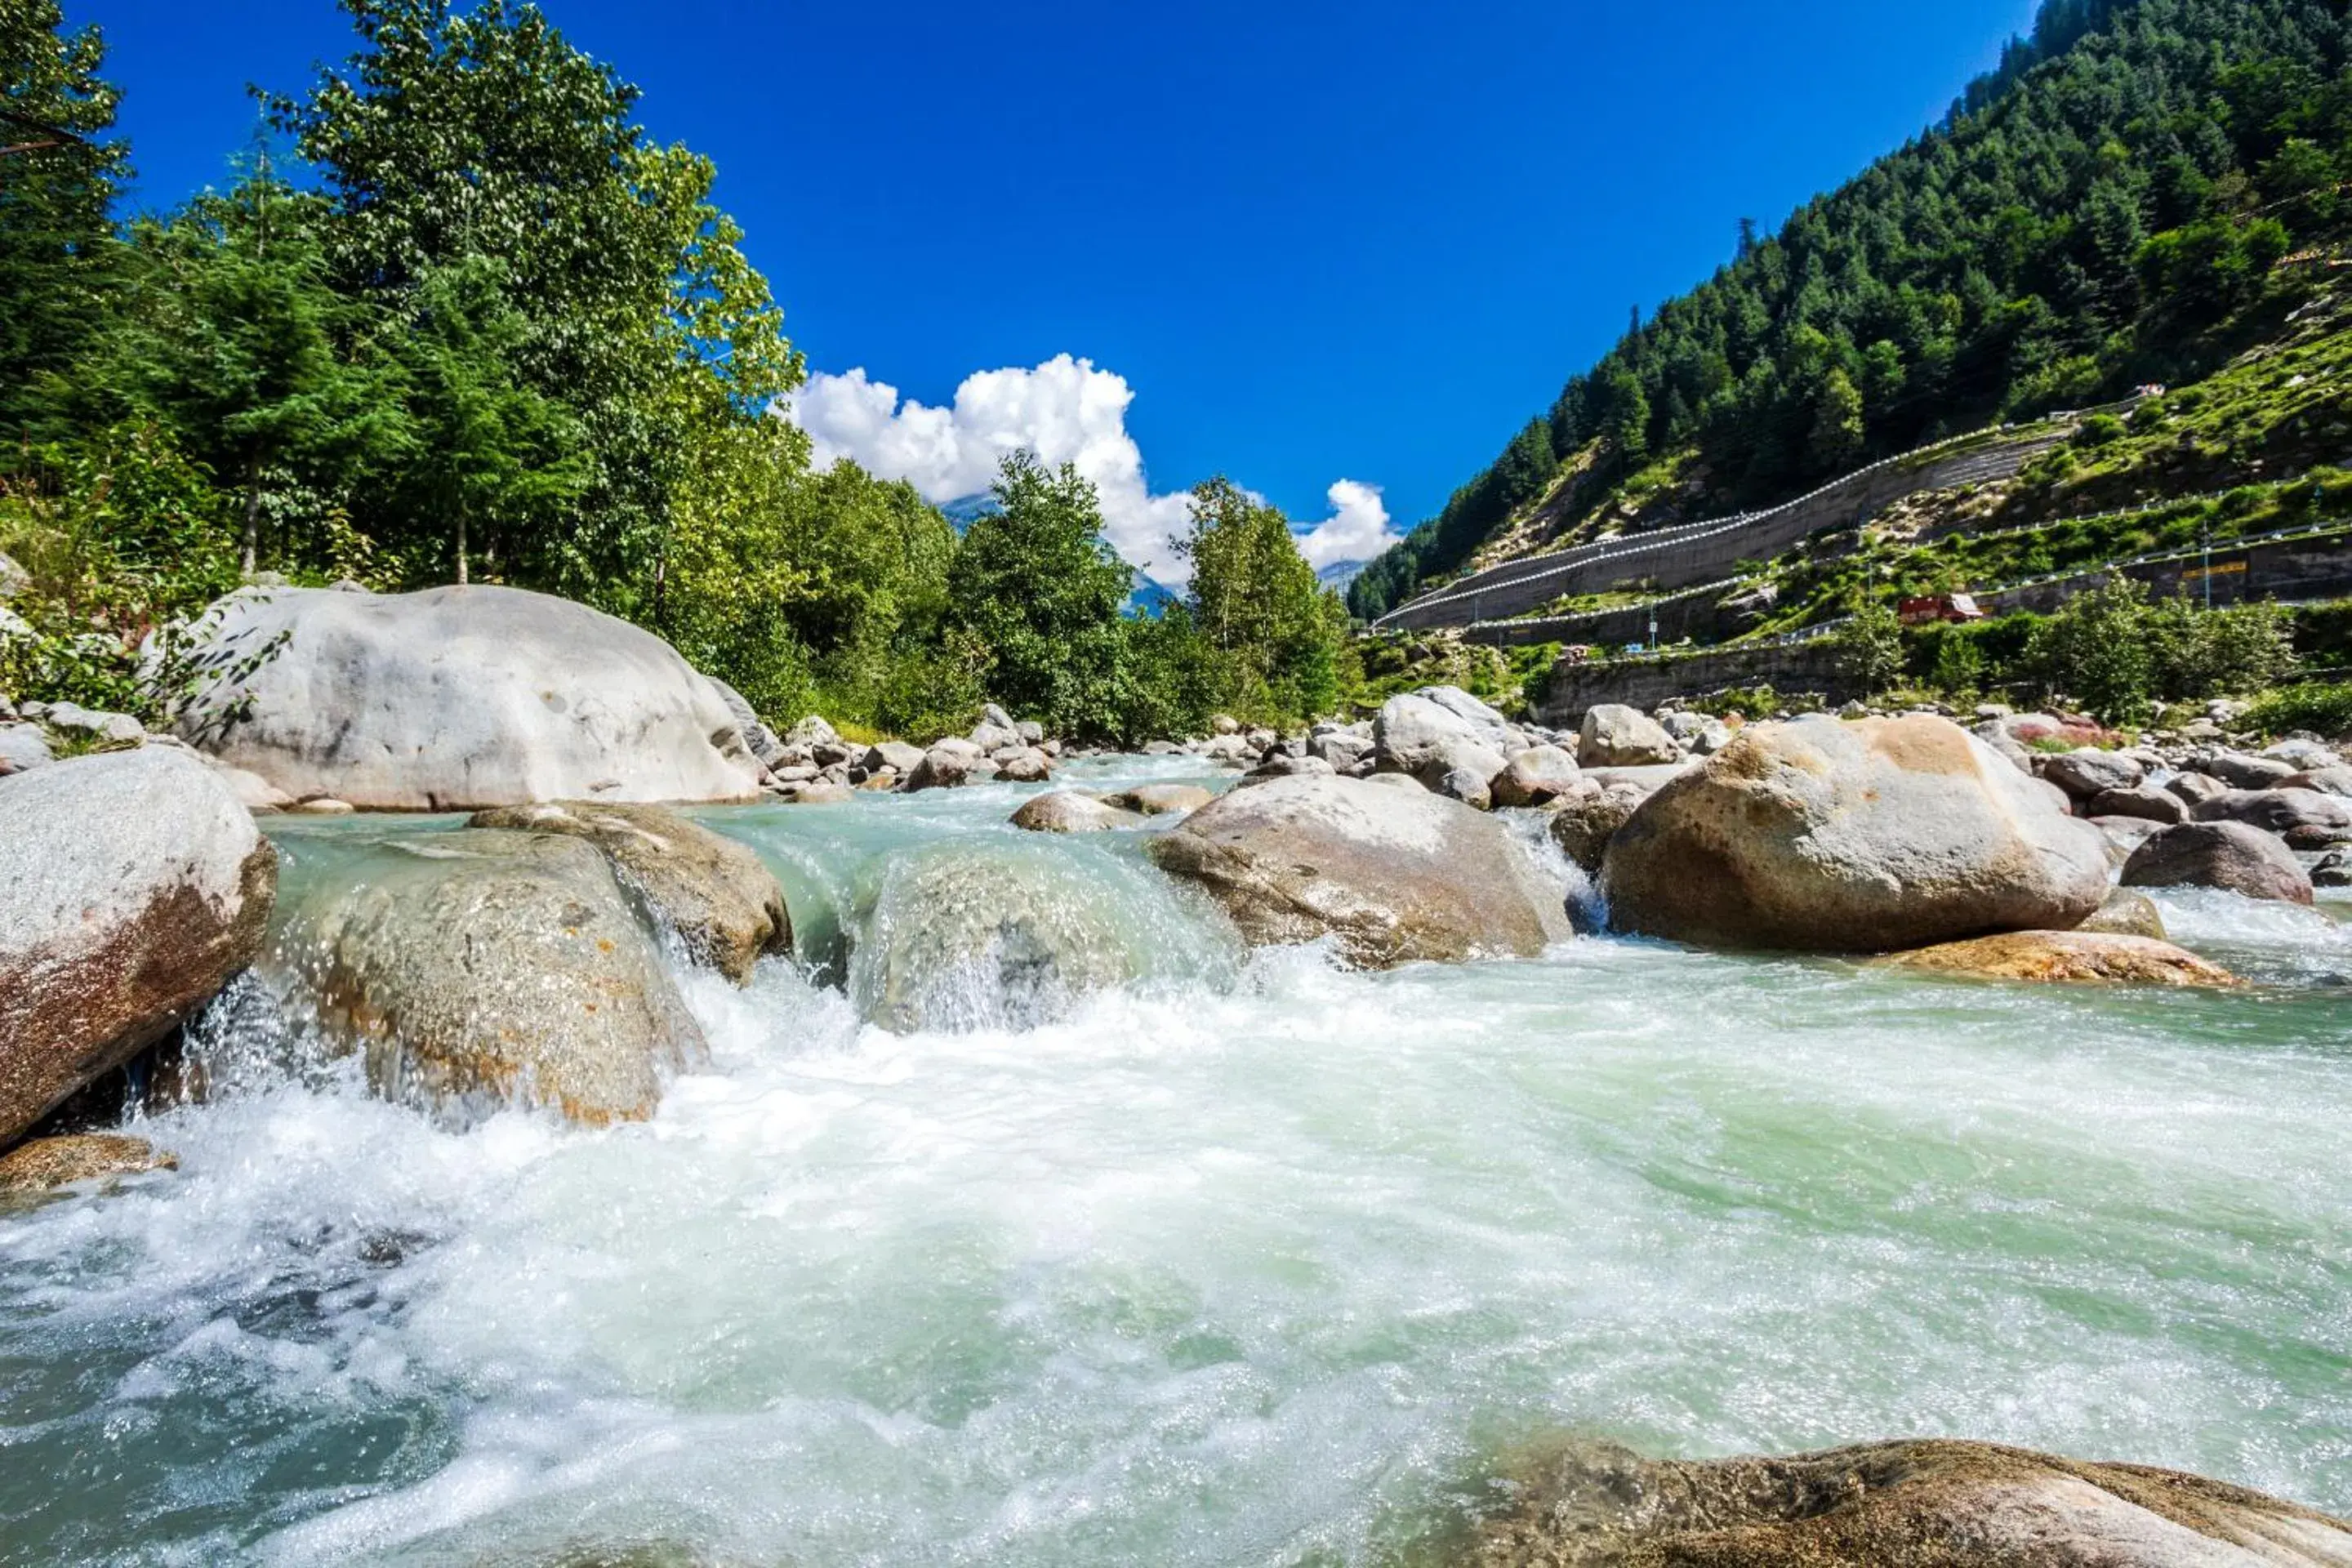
{"left": 0, "top": 0, "right": 1345, "bottom": 743}
{"left": 1350, "top": 0, "right": 2352, "bottom": 621}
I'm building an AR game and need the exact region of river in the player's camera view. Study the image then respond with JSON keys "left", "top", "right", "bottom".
{"left": 3, "top": 754, "right": 2349, "bottom": 1565}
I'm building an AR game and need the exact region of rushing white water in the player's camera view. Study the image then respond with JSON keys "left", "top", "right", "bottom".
{"left": 3, "top": 756, "right": 2350, "bottom": 1566}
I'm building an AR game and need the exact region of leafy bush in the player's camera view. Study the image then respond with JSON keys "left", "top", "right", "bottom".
{"left": 2243, "top": 682, "right": 2352, "bottom": 739}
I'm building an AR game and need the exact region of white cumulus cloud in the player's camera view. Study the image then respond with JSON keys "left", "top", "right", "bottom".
{"left": 1291, "top": 479, "right": 1392, "bottom": 573}
{"left": 781, "top": 354, "right": 1400, "bottom": 589}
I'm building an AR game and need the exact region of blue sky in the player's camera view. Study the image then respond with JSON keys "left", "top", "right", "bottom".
{"left": 81, "top": 0, "right": 2038, "bottom": 577}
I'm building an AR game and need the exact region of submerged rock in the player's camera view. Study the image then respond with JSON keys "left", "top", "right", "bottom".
{"left": 1146, "top": 773, "right": 1570, "bottom": 969}
{"left": 167, "top": 584, "right": 762, "bottom": 810}
{"left": 1469, "top": 1437, "right": 2352, "bottom": 1567}
{"left": 278, "top": 831, "right": 706, "bottom": 1126}
{"left": 1103, "top": 783, "right": 1215, "bottom": 817}
{"left": 0, "top": 1134, "right": 176, "bottom": 1197}
{"left": 851, "top": 841, "right": 1203, "bottom": 1031}
{"left": 0, "top": 749, "right": 278, "bottom": 1147}
{"left": 2122, "top": 822, "right": 2314, "bottom": 906}
{"left": 1878, "top": 930, "right": 2238, "bottom": 987}
{"left": 1601, "top": 715, "right": 2109, "bottom": 953}
{"left": 466, "top": 801, "right": 790, "bottom": 983}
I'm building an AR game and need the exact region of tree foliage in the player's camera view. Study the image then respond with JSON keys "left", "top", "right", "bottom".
{"left": 1352, "top": 0, "right": 2352, "bottom": 622}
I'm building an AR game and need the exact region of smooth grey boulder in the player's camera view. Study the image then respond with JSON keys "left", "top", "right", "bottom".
{"left": 710, "top": 679, "right": 786, "bottom": 768}
{"left": 1373, "top": 692, "right": 1508, "bottom": 804}
{"left": 1146, "top": 773, "right": 1570, "bottom": 969}
{"left": 0, "top": 720, "right": 53, "bottom": 777}
{"left": 1577, "top": 704, "right": 1679, "bottom": 768}
{"left": 2262, "top": 737, "right": 2341, "bottom": 771}
{"left": 274, "top": 831, "right": 706, "bottom": 1125}
{"left": 167, "top": 586, "right": 762, "bottom": 810}
{"left": 992, "top": 746, "right": 1053, "bottom": 782}
{"left": 2039, "top": 748, "right": 2144, "bottom": 800}
{"left": 1470, "top": 1437, "right": 2352, "bottom": 1568}
{"left": 0, "top": 749, "right": 277, "bottom": 1145}
{"left": 2167, "top": 772, "right": 2229, "bottom": 807}
{"left": 2193, "top": 787, "right": 2352, "bottom": 844}
{"left": 2283, "top": 766, "right": 2352, "bottom": 799}
{"left": 1490, "top": 746, "right": 1581, "bottom": 808}
{"left": 2122, "top": 822, "right": 2315, "bottom": 906}
{"left": 2077, "top": 887, "right": 2169, "bottom": 941}
{"left": 1601, "top": 715, "right": 2109, "bottom": 952}
{"left": 466, "top": 801, "right": 789, "bottom": 982}
{"left": 41, "top": 701, "right": 144, "bottom": 746}
{"left": 862, "top": 740, "right": 926, "bottom": 776}
{"left": 1009, "top": 791, "right": 1143, "bottom": 833}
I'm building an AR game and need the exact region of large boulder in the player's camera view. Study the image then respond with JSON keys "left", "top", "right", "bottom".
{"left": 1009, "top": 791, "right": 1143, "bottom": 833}
{"left": 2283, "top": 766, "right": 2352, "bottom": 799}
{"left": 1878, "top": 930, "right": 2238, "bottom": 987}
{"left": 1470, "top": 1437, "right": 2352, "bottom": 1568}
{"left": 167, "top": 585, "right": 764, "bottom": 810}
{"left": 709, "top": 678, "right": 787, "bottom": 768}
{"left": 1600, "top": 715, "right": 2109, "bottom": 953}
{"left": 2198, "top": 751, "right": 2300, "bottom": 791}
{"left": 2122, "top": 822, "right": 2314, "bottom": 906}
{"left": 466, "top": 801, "right": 789, "bottom": 983}
{"left": 0, "top": 719, "right": 53, "bottom": 777}
{"left": 1373, "top": 692, "right": 1507, "bottom": 805}
{"left": 2193, "top": 787, "right": 2352, "bottom": 845}
{"left": 0, "top": 748, "right": 278, "bottom": 1147}
{"left": 1544, "top": 782, "right": 1646, "bottom": 875}
{"left": 1145, "top": 774, "right": 1570, "bottom": 968}
{"left": 2087, "top": 785, "right": 2189, "bottom": 825}
{"left": 1577, "top": 704, "right": 1679, "bottom": 768}
{"left": 273, "top": 831, "right": 706, "bottom": 1126}
{"left": 1490, "top": 746, "right": 1582, "bottom": 808}
{"left": 905, "top": 739, "right": 984, "bottom": 792}
{"left": 2038, "top": 747, "right": 2144, "bottom": 800}
{"left": 849, "top": 842, "right": 1186, "bottom": 1032}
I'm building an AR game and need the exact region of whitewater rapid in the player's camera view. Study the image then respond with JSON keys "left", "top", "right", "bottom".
{"left": 2, "top": 755, "right": 2348, "bottom": 1566}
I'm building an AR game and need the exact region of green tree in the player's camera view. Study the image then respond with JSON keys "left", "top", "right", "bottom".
{"left": 950, "top": 452, "right": 1134, "bottom": 737}
{"left": 2030, "top": 576, "right": 2155, "bottom": 725}
{"left": 1832, "top": 597, "right": 1904, "bottom": 697}
{"left": 0, "top": 0, "right": 127, "bottom": 439}
{"left": 1179, "top": 476, "right": 1341, "bottom": 724}
{"left": 1808, "top": 368, "right": 1866, "bottom": 473}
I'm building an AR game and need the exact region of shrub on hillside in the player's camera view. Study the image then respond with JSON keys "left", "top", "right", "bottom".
{"left": 2243, "top": 682, "right": 2352, "bottom": 740}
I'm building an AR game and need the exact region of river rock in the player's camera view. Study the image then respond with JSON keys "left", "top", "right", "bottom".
{"left": 41, "top": 700, "right": 144, "bottom": 746}
{"left": 167, "top": 585, "right": 762, "bottom": 809}
{"left": 1601, "top": 715, "right": 2109, "bottom": 953}
{"left": 2198, "top": 751, "right": 2299, "bottom": 791}
{"left": 466, "top": 801, "right": 789, "bottom": 983}
{"left": 1374, "top": 692, "right": 1508, "bottom": 804}
{"left": 905, "top": 740, "right": 985, "bottom": 792}
{"left": 278, "top": 831, "right": 706, "bottom": 1126}
{"left": 0, "top": 719, "right": 54, "bottom": 776}
{"left": 212, "top": 762, "right": 296, "bottom": 812}
{"left": 1490, "top": 746, "right": 1581, "bottom": 808}
{"left": 2038, "top": 748, "right": 2143, "bottom": 800}
{"left": 2122, "top": 822, "right": 2314, "bottom": 905}
{"left": 2087, "top": 785, "right": 2189, "bottom": 825}
{"left": 1880, "top": 930, "right": 2238, "bottom": 987}
{"left": 1010, "top": 791, "right": 1143, "bottom": 833}
{"left": 862, "top": 740, "right": 926, "bottom": 776}
{"left": 2193, "top": 787, "right": 2352, "bottom": 844}
{"left": 1469, "top": 1437, "right": 2352, "bottom": 1568}
{"left": 1545, "top": 783, "right": 1646, "bottom": 875}
{"left": 0, "top": 1133, "right": 176, "bottom": 1196}
{"left": 1145, "top": 773, "right": 1570, "bottom": 968}
{"left": 2314, "top": 851, "right": 2350, "bottom": 889}
{"left": 1308, "top": 728, "right": 1373, "bottom": 771}
{"left": 851, "top": 842, "right": 1158, "bottom": 1031}
{"left": 2283, "top": 766, "right": 2352, "bottom": 799}
{"left": 993, "top": 746, "right": 1053, "bottom": 782}
{"left": 2077, "top": 888, "right": 2168, "bottom": 940}
{"left": 1577, "top": 704, "right": 1679, "bottom": 767}
{"left": 710, "top": 679, "right": 786, "bottom": 768}
{"left": 2167, "top": 772, "right": 2228, "bottom": 807}
{"left": 1103, "top": 783, "right": 1215, "bottom": 817}
{"left": 0, "top": 749, "right": 278, "bottom": 1147}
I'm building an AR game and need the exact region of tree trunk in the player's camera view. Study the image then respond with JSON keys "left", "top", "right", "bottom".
{"left": 456, "top": 507, "right": 469, "bottom": 586}
{"left": 241, "top": 460, "right": 262, "bottom": 577}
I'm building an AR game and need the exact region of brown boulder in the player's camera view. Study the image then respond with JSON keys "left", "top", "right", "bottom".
{"left": 467, "top": 801, "right": 789, "bottom": 983}
{"left": 1470, "top": 1437, "right": 2352, "bottom": 1568}
{"left": 1601, "top": 715, "right": 2109, "bottom": 952}
{"left": 2122, "top": 822, "right": 2314, "bottom": 906}
{"left": 0, "top": 1133, "right": 176, "bottom": 1196}
{"left": 1878, "top": 930, "right": 2238, "bottom": 987}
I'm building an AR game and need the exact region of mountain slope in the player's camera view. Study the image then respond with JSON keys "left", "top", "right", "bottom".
{"left": 1351, "top": 0, "right": 2352, "bottom": 622}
